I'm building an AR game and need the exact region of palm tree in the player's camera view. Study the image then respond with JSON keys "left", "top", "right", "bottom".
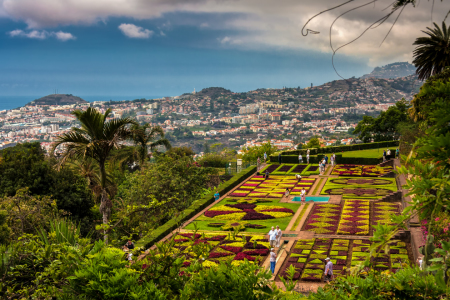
{"left": 52, "top": 107, "right": 137, "bottom": 243}
{"left": 413, "top": 22, "right": 450, "bottom": 80}
{"left": 134, "top": 124, "right": 171, "bottom": 164}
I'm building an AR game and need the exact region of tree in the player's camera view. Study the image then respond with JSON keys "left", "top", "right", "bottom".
{"left": 166, "top": 146, "right": 195, "bottom": 158}
{"left": 302, "top": 136, "right": 321, "bottom": 149}
{"left": 240, "top": 141, "right": 278, "bottom": 162}
{"left": 131, "top": 123, "right": 171, "bottom": 165}
{"left": 52, "top": 107, "right": 137, "bottom": 243}
{"left": 413, "top": 22, "right": 450, "bottom": 80}
{"left": 354, "top": 100, "right": 409, "bottom": 142}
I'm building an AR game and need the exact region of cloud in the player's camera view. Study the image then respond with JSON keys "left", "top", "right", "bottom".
{"left": 8, "top": 29, "right": 75, "bottom": 41}
{"left": 200, "top": 22, "right": 209, "bottom": 28}
{"left": 54, "top": 31, "right": 75, "bottom": 41}
{"left": 118, "top": 23, "right": 153, "bottom": 38}
{"left": 1, "top": 0, "right": 448, "bottom": 65}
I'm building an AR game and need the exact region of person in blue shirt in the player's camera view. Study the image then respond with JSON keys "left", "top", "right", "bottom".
{"left": 214, "top": 191, "right": 220, "bottom": 201}
{"left": 324, "top": 155, "right": 328, "bottom": 164}
{"left": 324, "top": 257, "right": 333, "bottom": 282}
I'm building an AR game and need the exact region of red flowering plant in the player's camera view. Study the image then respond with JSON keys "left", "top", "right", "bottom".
{"left": 421, "top": 211, "right": 450, "bottom": 246}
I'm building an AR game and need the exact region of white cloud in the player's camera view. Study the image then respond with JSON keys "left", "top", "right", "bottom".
{"left": 118, "top": 23, "right": 153, "bottom": 38}
{"left": 8, "top": 29, "right": 75, "bottom": 41}
{"left": 200, "top": 22, "right": 209, "bottom": 28}
{"left": 1, "top": 0, "right": 448, "bottom": 65}
{"left": 54, "top": 31, "right": 75, "bottom": 41}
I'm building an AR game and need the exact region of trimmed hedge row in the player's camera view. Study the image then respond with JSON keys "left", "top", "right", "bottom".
{"left": 279, "top": 140, "right": 399, "bottom": 156}
{"left": 270, "top": 154, "right": 343, "bottom": 164}
{"left": 134, "top": 165, "right": 257, "bottom": 250}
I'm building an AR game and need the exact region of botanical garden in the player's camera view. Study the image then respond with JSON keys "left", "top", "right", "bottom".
{"left": 1, "top": 5, "right": 450, "bottom": 300}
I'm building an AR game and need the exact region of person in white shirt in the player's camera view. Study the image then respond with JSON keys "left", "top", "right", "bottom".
{"left": 298, "top": 154, "right": 303, "bottom": 164}
{"left": 417, "top": 257, "right": 423, "bottom": 270}
{"left": 284, "top": 188, "right": 290, "bottom": 198}
{"left": 301, "top": 187, "right": 306, "bottom": 204}
{"left": 269, "top": 248, "right": 276, "bottom": 274}
{"left": 268, "top": 227, "right": 277, "bottom": 248}
{"left": 387, "top": 149, "right": 391, "bottom": 160}
{"left": 275, "top": 225, "right": 282, "bottom": 247}
{"left": 306, "top": 153, "right": 310, "bottom": 164}
{"left": 330, "top": 153, "right": 335, "bottom": 167}
{"left": 295, "top": 174, "right": 302, "bottom": 182}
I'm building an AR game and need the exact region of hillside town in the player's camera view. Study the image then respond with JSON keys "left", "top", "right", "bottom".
{"left": 0, "top": 68, "right": 422, "bottom": 153}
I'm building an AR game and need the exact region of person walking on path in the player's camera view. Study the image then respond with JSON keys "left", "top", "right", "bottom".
{"left": 396, "top": 148, "right": 400, "bottom": 159}
{"left": 324, "top": 257, "right": 333, "bottom": 283}
{"left": 278, "top": 153, "right": 282, "bottom": 164}
{"left": 295, "top": 174, "right": 302, "bottom": 182}
{"left": 307, "top": 149, "right": 310, "bottom": 156}
{"left": 298, "top": 153, "right": 303, "bottom": 164}
{"left": 383, "top": 150, "right": 386, "bottom": 162}
{"left": 387, "top": 149, "right": 391, "bottom": 160}
{"left": 324, "top": 155, "right": 328, "bottom": 165}
{"left": 214, "top": 191, "right": 220, "bottom": 201}
{"left": 257, "top": 157, "right": 261, "bottom": 171}
{"left": 417, "top": 257, "right": 423, "bottom": 270}
{"left": 275, "top": 225, "right": 282, "bottom": 247}
{"left": 265, "top": 170, "right": 270, "bottom": 180}
{"left": 270, "top": 248, "right": 276, "bottom": 274}
{"left": 300, "top": 187, "right": 306, "bottom": 204}
{"left": 264, "top": 152, "right": 268, "bottom": 162}
{"left": 332, "top": 153, "right": 336, "bottom": 165}
{"left": 306, "top": 153, "right": 310, "bottom": 164}
{"left": 330, "top": 153, "right": 335, "bottom": 167}
{"left": 268, "top": 227, "right": 277, "bottom": 248}
{"left": 319, "top": 161, "right": 323, "bottom": 175}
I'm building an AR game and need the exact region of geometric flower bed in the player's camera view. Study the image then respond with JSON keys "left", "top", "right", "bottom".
{"left": 261, "top": 164, "right": 315, "bottom": 175}
{"left": 278, "top": 238, "right": 349, "bottom": 282}
{"left": 331, "top": 164, "right": 393, "bottom": 177}
{"left": 204, "top": 203, "right": 295, "bottom": 221}
{"left": 302, "top": 203, "right": 343, "bottom": 234}
{"left": 350, "top": 240, "right": 409, "bottom": 273}
{"left": 336, "top": 200, "right": 370, "bottom": 236}
{"left": 171, "top": 232, "right": 271, "bottom": 268}
{"left": 278, "top": 237, "right": 411, "bottom": 282}
{"left": 320, "top": 177, "right": 397, "bottom": 199}
{"left": 229, "top": 175, "right": 316, "bottom": 198}
{"left": 372, "top": 202, "right": 399, "bottom": 227}
{"left": 303, "top": 164, "right": 320, "bottom": 176}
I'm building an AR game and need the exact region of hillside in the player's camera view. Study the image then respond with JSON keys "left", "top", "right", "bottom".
{"left": 27, "top": 94, "right": 88, "bottom": 106}
{"left": 361, "top": 62, "right": 416, "bottom": 79}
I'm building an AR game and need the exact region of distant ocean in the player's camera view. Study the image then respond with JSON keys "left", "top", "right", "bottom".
{"left": 0, "top": 95, "right": 164, "bottom": 111}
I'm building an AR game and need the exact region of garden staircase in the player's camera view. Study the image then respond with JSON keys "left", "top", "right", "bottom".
{"left": 378, "top": 190, "right": 402, "bottom": 203}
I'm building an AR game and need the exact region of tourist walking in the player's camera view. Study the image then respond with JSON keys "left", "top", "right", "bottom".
{"left": 298, "top": 153, "right": 303, "bottom": 164}
{"left": 307, "top": 149, "right": 310, "bottom": 156}
{"left": 319, "top": 161, "right": 323, "bottom": 175}
{"left": 270, "top": 248, "right": 276, "bottom": 274}
{"left": 268, "top": 227, "right": 277, "bottom": 248}
{"left": 295, "top": 174, "right": 302, "bottom": 182}
{"left": 330, "top": 153, "right": 335, "bottom": 167}
{"left": 396, "top": 148, "right": 400, "bottom": 159}
{"left": 417, "top": 257, "right": 423, "bottom": 270}
{"left": 306, "top": 153, "right": 310, "bottom": 164}
{"left": 257, "top": 157, "right": 261, "bottom": 171}
{"left": 387, "top": 149, "right": 391, "bottom": 160}
{"left": 275, "top": 225, "right": 282, "bottom": 247}
{"left": 278, "top": 153, "right": 282, "bottom": 164}
{"left": 324, "top": 257, "right": 333, "bottom": 283}
{"left": 301, "top": 187, "right": 306, "bottom": 204}
{"left": 324, "top": 155, "right": 328, "bottom": 165}
{"left": 214, "top": 191, "right": 220, "bottom": 201}
{"left": 383, "top": 150, "right": 386, "bottom": 162}
{"left": 332, "top": 153, "right": 336, "bottom": 165}
{"left": 265, "top": 170, "right": 270, "bottom": 180}
{"left": 264, "top": 152, "right": 268, "bottom": 162}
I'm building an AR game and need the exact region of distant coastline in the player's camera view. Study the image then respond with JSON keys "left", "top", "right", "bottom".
{"left": 0, "top": 95, "right": 165, "bottom": 111}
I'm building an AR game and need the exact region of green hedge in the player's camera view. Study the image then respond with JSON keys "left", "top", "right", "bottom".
{"left": 270, "top": 154, "right": 343, "bottom": 164}
{"left": 279, "top": 140, "right": 400, "bottom": 156}
{"left": 134, "top": 165, "right": 257, "bottom": 250}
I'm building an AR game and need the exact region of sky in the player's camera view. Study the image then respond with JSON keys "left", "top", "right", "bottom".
{"left": 0, "top": 0, "right": 448, "bottom": 99}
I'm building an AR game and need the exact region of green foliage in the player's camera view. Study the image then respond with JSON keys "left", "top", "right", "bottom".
{"left": 166, "top": 146, "right": 195, "bottom": 158}
{"left": 0, "top": 143, "right": 95, "bottom": 233}
{"left": 413, "top": 22, "right": 450, "bottom": 81}
{"left": 309, "top": 267, "right": 445, "bottom": 300}
{"left": 0, "top": 210, "right": 11, "bottom": 244}
{"left": 241, "top": 141, "right": 278, "bottom": 162}
{"left": 196, "top": 151, "right": 234, "bottom": 167}
{"left": 180, "top": 260, "right": 279, "bottom": 300}
{"left": 279, "top": 141, "right": 399, "bottom": 156}
{"left": 354, "top": 100, "right": 409, "bottom": 142}
{"left": 302, "top": 137, "right": 321, "bottom": 149}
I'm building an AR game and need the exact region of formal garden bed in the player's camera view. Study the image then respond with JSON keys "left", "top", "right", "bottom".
{"left": 185, "top": 196, "right": 302, "bottom": 233}
{"left": 320, "top": 176, "right": 397, "bottom": 199}
{"left": 229, "top": 175, "right": 317, "bottom": 198}
{"left": 303, "top": 200, "right": 400, "bottom": 235}
{"left": 260, "top": 164, "right": 319, "bottom": 176}
{"left": 331, "top": 165, "right": 394, "bottom": 177}
{"left": 171, "top": 232, "right": 271, "bottom": 268}
{"left": 277, "top": 237, "right": 411, "bottom": 282}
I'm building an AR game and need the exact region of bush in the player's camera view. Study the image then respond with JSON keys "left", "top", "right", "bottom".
{"left": 134, "top": 165, "right": 257, "bottom": 249}
{"left": 280, "top": 141, "right": 400, "bottom": 156}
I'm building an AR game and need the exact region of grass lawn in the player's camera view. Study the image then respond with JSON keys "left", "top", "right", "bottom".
{"left": 341, "top": 147, "right": 393, "bottom": 158}
{"left": 184, "top": 197, "right": 301, "bottom": 233}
